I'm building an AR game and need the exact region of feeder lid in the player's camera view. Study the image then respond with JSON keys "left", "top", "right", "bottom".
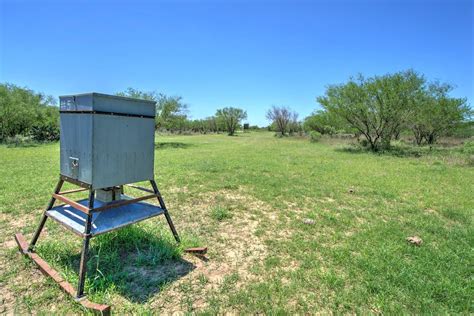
{"left": 59, "top": 92, "right": 156, "bottom": 117}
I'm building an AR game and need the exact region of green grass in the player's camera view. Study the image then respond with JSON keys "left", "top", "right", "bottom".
{"left": 0, "top": 132, "right": 472, "bottom": 313}
{"left": 210, "top": 205, "right": 233, "bottom": 221}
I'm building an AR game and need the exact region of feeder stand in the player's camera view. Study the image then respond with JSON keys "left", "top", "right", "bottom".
{"left": 14, "top": 93, "right": 205, "bottom": 314}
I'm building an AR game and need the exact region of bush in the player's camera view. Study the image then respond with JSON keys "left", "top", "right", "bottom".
{"left": 4, "top": 135, "right": 36, "bottom": 147}
{"left": 30, "top": 122, "right": 60, "bottom": 142}
{"left": 359, "top": 139, "right": 369, "bottom": 148}
{"left": 462, "top": 140, "right": 474, "bottom": 154}
{"left": 309, "top": 131, "right": 322, "bottom": 142}
{"left": 0, "top": 83, "right": 57, "bottom": 142}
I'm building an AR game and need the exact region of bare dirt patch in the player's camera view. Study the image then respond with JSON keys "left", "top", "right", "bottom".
{"left": 148, "top": 189, "right": 271, "bottom": 311}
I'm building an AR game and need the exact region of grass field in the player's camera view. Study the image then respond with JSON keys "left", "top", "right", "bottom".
{"left": 0, "top": 132, "right": 472, "bottom": 313}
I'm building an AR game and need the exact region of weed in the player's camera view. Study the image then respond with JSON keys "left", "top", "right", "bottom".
{"left": 210, "top": 205, "right": 232, "bottom": 221}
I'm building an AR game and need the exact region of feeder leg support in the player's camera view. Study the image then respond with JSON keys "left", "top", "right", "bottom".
{"left": 150, "top": 180, "right": 180, "bottom": 243}
{"left": 77, "top": 190, "right": 94, "bottom": 298}
{"left": 29, "top": 178, "right": 64, "bottom": 251}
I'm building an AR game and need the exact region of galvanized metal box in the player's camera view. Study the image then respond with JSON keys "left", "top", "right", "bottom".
{"left": 59, "top": 93, "right": 156, "bottom": 189}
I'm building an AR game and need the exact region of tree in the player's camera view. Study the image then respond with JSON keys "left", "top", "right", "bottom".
{"left": 116, "top": 87, "right": 158, "bottom": 101}
{"left": 266, "top": 106, "right": 298, "bottom": 136}
{"left": 287, "top": 112, "right": 302, "bottom": 135}
{"left": 116, "top": 88, "right": 188, "bottom": 132}
{"left": 215, "top": 107, "right": 247, "bottom": 136}
{"left": 303, "top": 110, "right": 351, "bottom": 135}
{"left": 317, "top": 70, "right": 424, "bottom": 150}
{"left": 155, "top": 94, "right": 188, "bottom": 132}
{"left": 0, "top": 83, "right": 58, "bottom": 142}
{"left": 410, "top": 82, "right": 469, "bottom": 145}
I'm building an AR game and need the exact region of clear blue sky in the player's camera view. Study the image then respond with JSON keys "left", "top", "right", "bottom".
{"left": 1, "top": 0, "right": 472, "bottom": 126}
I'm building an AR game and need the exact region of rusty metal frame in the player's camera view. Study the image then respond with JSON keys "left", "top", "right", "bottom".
{"left": 125, "top": 183, "right": 155, "bottom": 194}
{"left": 150, "top": 180, "right": 180, "bottom": 243}
{"left": 15, "top": 176, "right": 207, "bottom": 312}
{"left": 15, "top": 233, "right": 110, "bottom": 315}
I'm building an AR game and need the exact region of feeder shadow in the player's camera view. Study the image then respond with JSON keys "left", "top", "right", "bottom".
{"left": 58, "top": 226, "right": 195, "bottom": 303}
{"left": 155, "top": 142, "right": 192, "bottom": 149}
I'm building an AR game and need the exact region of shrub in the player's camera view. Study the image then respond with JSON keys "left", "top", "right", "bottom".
{"left": 359, "top": 139, "right": 369, "bottom": 148}
{"left": 462, "top": 140, "right": 474, "bottom": 154}
{"left": 30, "top": 122, "right": 60, "bottom": 142}
{"left": 309, "top": 131, "right": 322, "bottom": 142}
{"left": 4, "top": 135, "right": 36, "bottom": 148}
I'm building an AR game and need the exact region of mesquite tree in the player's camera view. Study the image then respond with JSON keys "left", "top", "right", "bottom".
{"left": 215, "top": 107, "right": 247, "bottom": 136}
{"left": 266, "top": 106, "right": 299, "bottom": 136}
{"left": 317, "top": 70, "right": 424, "bottom": 150}
{"left": 410, "top": 82, "right": 468, "bottom": 145}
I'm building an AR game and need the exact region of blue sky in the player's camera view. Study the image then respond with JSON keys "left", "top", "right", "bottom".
{"left": 1, "top": 0, "right": 472, "bottom": 126}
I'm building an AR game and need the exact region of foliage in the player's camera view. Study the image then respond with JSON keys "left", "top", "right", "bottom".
{"left": 449, "top": 121, "right": 474, "bottom": 138}
{"left": 317, "top": 70, "right": 469, "bottom": 151}
{"left": 155, "top": 95, "right": 188, "bottom": 132}
{"left": 115, "top": 87, "right": 159, "bottom": 101}
{"left": 3, "top": 134, "right": 37, "bottom": 147}
{"left": 0, "top": 83, "right": 58, "bottom": 142}
{"left": 215, "top": 107, "right": 247, "bottom": 136}
{"left": 303, "top": 110, "right": 350, "bottom": 135}
{"left": 116, "top": 88, "right": 188, "bottom": 132}
{"left": 462, "top": 140, "right": 474, "bottom": 154}
{"left": 410, "top": 82, "right": 469, "bottom": 145}
{"left": 30, "top": 105, "right": 60, "bottom": 142}
{"left": 309, "top": 130, "right": 322, "bottom": 142}
{"left": 266, "top": 106, "right": 299, "bottom": 136}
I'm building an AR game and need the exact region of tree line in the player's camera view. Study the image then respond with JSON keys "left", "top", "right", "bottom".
{"left": 0, "top": 83, "right": 60, "bottom": 142}
{"left": 1, "top": 69, "right": 471, "bottom": 148}
{"left": 307, "top": 70, "right": 471, "bottom": 150}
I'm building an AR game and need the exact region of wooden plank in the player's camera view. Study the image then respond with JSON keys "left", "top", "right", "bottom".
{"left": 14, "top": 233, "right": 110, "bottom": 314}
{"left": 92, "top": 194, "right": 157, "bottom": 212}
{"left": 14, "top": 233, "right": 29, "bottom": 253}
{"left": 52, "top": 194, "right": 90, "bottom": 214}
{"left": 58, "top": 188, "right": 88, "bottom": 195}
{"left": 184, "top": 247, "right": 208, "bottom": 255}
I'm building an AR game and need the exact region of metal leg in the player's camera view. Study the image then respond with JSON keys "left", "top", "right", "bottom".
{"left": 150, "top": 180, "right": 180, "bottom": 243}
{"left": 77, "top": 190, "right": 94, "bottom": 298}
{"left": 29, "top": 178, "right": 64, "bottom": 251}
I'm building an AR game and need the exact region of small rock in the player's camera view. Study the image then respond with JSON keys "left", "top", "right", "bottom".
{"left": 406, "top": 236, "right": 423, "bottom": 246}
{"left": 303, "top": 218, "right": 316, "bottom": 225}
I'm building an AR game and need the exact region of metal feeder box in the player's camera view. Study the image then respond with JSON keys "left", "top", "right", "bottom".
{"left": 14, "top": 92, "right": 205, "bottom": 314}
{"left": 59, "top": 93, "right": 156, "bottom": 189}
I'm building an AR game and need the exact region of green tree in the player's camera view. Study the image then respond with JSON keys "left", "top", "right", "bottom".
{"left": 0, "top": 83, "right": 58, "bottom": 142}
{"left": 156, "top": 94, "right": 188, "bottom": 132}
{"left": 116, "top": 87, "right": 158, "bottom": 101}
{"left": 215, "top": 107, "right": 247, "bottom": 136}
{"left": 116, "top": 88, "right": 188, "bottom": 132}
{"left": 410, "top": 82, "right": 469, "bottom": 145}
{"left": 317, "top": 70, "right": 424, "bottom": 150}
{"left": 303, "top": 110, "right": 350, "bottom": 135}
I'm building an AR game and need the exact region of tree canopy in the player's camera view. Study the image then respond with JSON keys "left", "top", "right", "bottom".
{"left": 215, "top": 107, "right": 247, "bottom": 136}
{"left": 266, "top": 106, "right": 299, "bottom": 136}
{"left": 116, "top": 88, "right": 188, "bottom": 132}
{"left": 316, "top": 70, "right": 469, "bottom": 150}
{"left": 0, "top": 83, "right": 59, "bottom": 142}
